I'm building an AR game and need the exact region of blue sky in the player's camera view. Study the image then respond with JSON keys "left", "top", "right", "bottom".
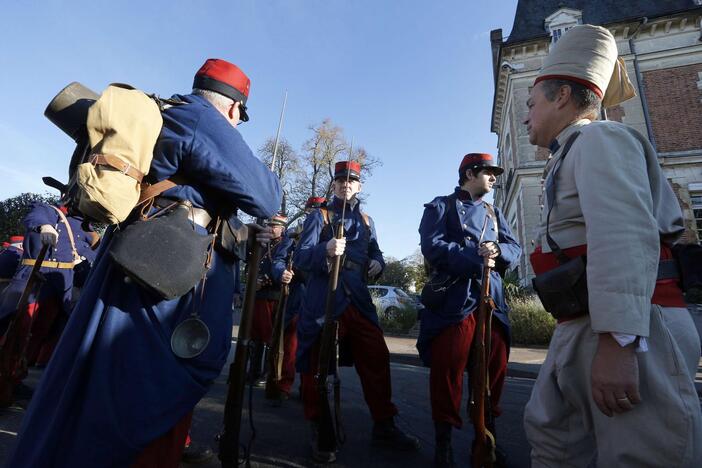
{"left": 0, "top": 0, "right": 519, "bottom": 260}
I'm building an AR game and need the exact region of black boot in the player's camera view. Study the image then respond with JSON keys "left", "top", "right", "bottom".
{"left": 310, "top": 421, "right": 337, "bottom": 463}
{"left": 434, "top": 422, "right": 454, "bottom": 467}
{"left": 181, "top": 442, "right": 214, "bottom": 464}
{"left": 371, "top": 417, "right": 420, "bottom": 451}
{"left": 247, "top": 342, "right": 266, "bottom": 386}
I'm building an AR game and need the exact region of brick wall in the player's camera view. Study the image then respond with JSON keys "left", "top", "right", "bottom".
{"left": 643, "top": 63, "right": 702, "bottom": 153}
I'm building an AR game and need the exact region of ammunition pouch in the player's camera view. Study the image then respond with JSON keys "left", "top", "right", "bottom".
{"left": 110, "top": 203, "right": 213, "bottom": 300}
{"left": 532, "top": 256, "right": 589, "bottom": 320}
{"left": 420, "top": 271, "right": 460, "bottom": 310}
{"left": 342, "top": 258, "right": 369, "bottom": 283}
{"left": 216, "top": 216, "right": 249, "bottom": 263}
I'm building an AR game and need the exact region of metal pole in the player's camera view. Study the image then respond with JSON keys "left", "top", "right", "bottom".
{"left": 271, "top": 90, "right": 288, "bottom": 171}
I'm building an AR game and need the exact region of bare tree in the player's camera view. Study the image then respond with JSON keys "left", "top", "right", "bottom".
{"left": 258, "top": 137, "right": 301, "bottom": 215}
{"left": 259, "top": 118, "right": 383, "bottom": 225}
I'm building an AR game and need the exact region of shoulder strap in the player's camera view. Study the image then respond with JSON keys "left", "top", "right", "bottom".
{"left": 544, "top": 131, "right": 581, "bottom": 263}
{"left": 50, "top": 206, "right": 79, "bottom": 262}
{"left": 319, "top": 207, "right": 331, "bottom": 225}
{"left": 483, "top": 203, "right": 499, "bottom": 240}
{"left": 360, "top": 212, "right": 370, "bottom": 228}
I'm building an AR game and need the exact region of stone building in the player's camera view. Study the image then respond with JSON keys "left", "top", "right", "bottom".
{"left": 490, "top": 0, "right": 702, "bottom": 284}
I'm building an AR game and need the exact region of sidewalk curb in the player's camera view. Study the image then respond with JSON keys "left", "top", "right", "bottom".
{"left": 388, "top": 352, "right": 541, "bottom": 380}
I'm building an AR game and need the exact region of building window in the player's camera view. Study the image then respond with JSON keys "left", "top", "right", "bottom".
{"left": 545, "top": 8, "right": 583, "bottom": 44}
{"left": 692, "top": 192, "right": 702, "bottom": 240}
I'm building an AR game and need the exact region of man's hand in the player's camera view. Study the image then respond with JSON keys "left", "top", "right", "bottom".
{"left": 368, "top": 259, "right": 382, "bottom": 277}
{"left": 281, "top": 269, "right": 294, "bottom": 284}
{"left": 255, "top": 225, "right": 275, "bottom": 246}
{"left": 478, "top": 241, "right": 500, "bottom": 259}
{"left": 591, "top": 333, "right": 642, "bottom": 417}
{"left": 326, "top": 237, "right": 346, "bottom": 257}
{"left": 39, "top": 224, "right": 58, "bottom": 247}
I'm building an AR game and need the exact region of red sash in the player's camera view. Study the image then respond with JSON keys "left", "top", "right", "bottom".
{"left": 530, "top": 244, "right": 686, "bottom": 308}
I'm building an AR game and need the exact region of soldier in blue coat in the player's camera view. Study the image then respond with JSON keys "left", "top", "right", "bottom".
{"left": 8, "top": 58, "right": 281, "bottom": 468}
{"left": 418, "top": 153, "right": 521, "bottom": 467}
{"left": 0, "top": 203, "right": 97, "bottom": 376}
{"left": 266, "top": 197, "right": 324, "bottom": 402}
{"left": 295, "top": 161, "right": 419, "bottom": 463}
{"left": 249, "top": 214, "right": 289, "bottom": 385}
{"left": 0, "top": 235, "right": 23, "bottom": 293}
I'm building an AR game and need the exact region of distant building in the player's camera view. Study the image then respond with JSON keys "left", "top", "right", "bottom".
{"left": 490, "top": 0, "right": 702, "bottom": 284}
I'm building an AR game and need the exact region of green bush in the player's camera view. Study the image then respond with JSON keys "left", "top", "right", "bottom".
{"left": 375, "top": 301, "right": 417, "bottom": 334}
{"left": 508, "top": 295, "right": 555, "bottom": 346}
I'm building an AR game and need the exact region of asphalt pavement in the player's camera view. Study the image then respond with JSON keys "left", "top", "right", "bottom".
{"left": 2, "top": 329, "right": 701, "bottom": 467}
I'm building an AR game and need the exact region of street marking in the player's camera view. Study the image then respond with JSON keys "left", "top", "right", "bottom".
{"left": 0, "top": 429, "right": 17, "bottom": 436}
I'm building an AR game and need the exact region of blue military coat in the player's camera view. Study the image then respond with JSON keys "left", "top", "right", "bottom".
{"left": 417, "top": 188, "right": 521, "bottom": 366}
{"left": 294, "top": 197, "right": 385, "bottom": 372}
{"left": 9, "top": 94, "right": 281, "bottom": 467}
{"left": 0, "top": 203, "right": 95, "bottom": 325}
{"left": 271, "top": 229, "right": 305, "bottom": 327}
{"left": 255, "top": 236, "right": 287, "bottom": 300}
{"left": 0, "top": 246, "right": 22, "bottom": 280}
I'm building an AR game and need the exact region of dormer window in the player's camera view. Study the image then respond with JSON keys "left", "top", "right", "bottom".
{"left": 545, "top": 8, "right": 583, "bottom": 44}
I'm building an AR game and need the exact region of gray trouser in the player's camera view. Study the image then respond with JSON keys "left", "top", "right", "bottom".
{"left": 524, "top": 306, "right": 702, "bottom": 467}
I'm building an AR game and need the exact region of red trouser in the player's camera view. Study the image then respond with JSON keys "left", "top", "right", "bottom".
{"left": 301, "top": 305, "right": 398, "bottom": 422}
{"left": 131, "top": 410, "right": 192, "bottom": 468}
{"left": 0, "top": 297, "right": 61, "bottom": 383}
{"left": 250, "top": 299, "right": 276, "bottom": 344}
{"left": 277, "top": 315, "right": 299, "bottom": 395}
{"left": 430, "top": 313, "right": 508, "bottom": 428}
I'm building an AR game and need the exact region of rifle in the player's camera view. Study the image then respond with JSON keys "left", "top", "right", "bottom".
{"left": 264, "top": 252, "right": 293, "bottom": 400}
{"left": 469, "top": 256, "right": 497, "bottom": 468}
{"left": 0, "top": 244, "right": 49, "bottom": 407}
{"left": 219, "top": 226, "right": 264, "bottom": 468}
{"left": 315, "top": 149, "right": 353, "bottom": 454}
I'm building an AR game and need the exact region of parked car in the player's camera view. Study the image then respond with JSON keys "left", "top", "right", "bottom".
{"left": 368, "top": 285, "right": 418, "bottom": 318}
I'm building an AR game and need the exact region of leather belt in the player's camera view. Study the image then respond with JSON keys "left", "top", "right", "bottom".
{"left": 22, "top": 258, "right": 74, "bottom": 269}
{"left": 89, "top": 153, "right": 145, "bottom": 183}
{"left": 153, "top": 197, "right": 213, "bottom": 229}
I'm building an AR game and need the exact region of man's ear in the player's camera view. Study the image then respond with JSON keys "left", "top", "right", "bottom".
{"left": 555, "top": 85, "right": 572, "bottom": 110}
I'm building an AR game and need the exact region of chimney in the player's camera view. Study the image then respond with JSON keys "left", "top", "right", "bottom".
{"left": 490, "top": 29, "right": 503, "bottom": 81}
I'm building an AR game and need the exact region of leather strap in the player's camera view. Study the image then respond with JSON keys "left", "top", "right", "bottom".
{"left": 152, "top": 197, "right": 213, "bottom": 229}
{"left": 138, "top": 179, "right": 179, "bottom": 205}
{"left": 49, "top": 206, "right": 80, "bottom": 263}
{"left": 544, "top": 131, "right": 581, "bottom": 264}
{"left": 22, "top": 259, "right": 74, "bottom": 269}
{"left": 89, "top": 153, "right": 145, "bottom": 183}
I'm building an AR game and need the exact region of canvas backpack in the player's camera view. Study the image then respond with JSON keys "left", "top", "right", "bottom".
{"left": 73, "top": 84, "right": 165, "bottom": 224}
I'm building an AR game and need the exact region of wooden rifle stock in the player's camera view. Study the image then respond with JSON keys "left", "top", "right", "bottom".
{"left": 265, "top": 255, "right": 293, "bottom": 399}
{"left": 315, "top": 221, "right": 344, "bottom": 453}
{"left": 219, "top": 227, "right": 264, "bottom": 468}
{"left": 0, "top": 244, "right": 49, "bottom": 407}
{"left": 470, "top": 261, "right": 496, "bottom": 468}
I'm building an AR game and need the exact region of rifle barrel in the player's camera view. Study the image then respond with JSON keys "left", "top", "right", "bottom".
{"left": 219, "top": 228, "right": 265, "bottom": 467}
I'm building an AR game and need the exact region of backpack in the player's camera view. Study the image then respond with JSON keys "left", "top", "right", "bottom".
{"left": 46, "top": 82, "right": 183, "bottom": 225}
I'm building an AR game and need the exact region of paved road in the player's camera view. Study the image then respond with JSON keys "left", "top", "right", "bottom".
{"left": 185, "top": 361, "right": 535, "bottom": 467}
{"left": 0, "top": 361, "right": 535, "bottom": 467}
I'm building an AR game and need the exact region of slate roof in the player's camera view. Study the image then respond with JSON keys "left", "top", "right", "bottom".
{"left": 506, "top": 0, "right": 700, "bottom": 44}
